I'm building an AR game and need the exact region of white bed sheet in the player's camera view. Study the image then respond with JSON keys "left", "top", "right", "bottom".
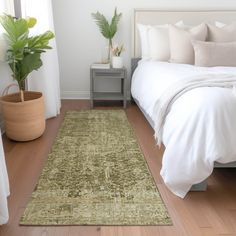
{"left": 131, "top": 60, "right": 236, "bottom": 198}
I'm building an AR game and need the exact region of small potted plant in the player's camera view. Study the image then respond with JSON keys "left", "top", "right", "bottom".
{"left": 111, "top": 44, "right": 124, "bottom": 68}
{"left": 0, "top": 14, "right": 54, "bottom": 141}
{"left": 92, "top": 8, "right": 122, "bottom": 63}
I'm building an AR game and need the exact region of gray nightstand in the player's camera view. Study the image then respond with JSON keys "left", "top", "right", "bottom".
{"left": 90, "top": 67, "right": 127, "bottom": 108}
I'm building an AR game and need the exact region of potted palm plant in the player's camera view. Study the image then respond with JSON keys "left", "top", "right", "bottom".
{"left": 92, "top": 8, "right": 122, "bottom": 62}
{"left": 0, "top": 14, "right": 54, "bottom": 141}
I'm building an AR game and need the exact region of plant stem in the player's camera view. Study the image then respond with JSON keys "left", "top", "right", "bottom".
{"left": 109, "top": 38, "right": 113, "bottom": 49}
{"left": 18, "top": 80, "right": 25, "bottom": 102}
{"left": 108, "top": 38, "right": 113, "bottom": 61}
{"left": 20, "top": 90, "right": 24, "bottom": 102}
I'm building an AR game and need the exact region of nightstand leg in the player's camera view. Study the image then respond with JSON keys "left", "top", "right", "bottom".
{"left": 123, "top": 100, "right": 126, "bottom": 109}
{"left": 90, "top": 99, "right": 94, "bottom": 109}
{"left": 123, "top": 76, "right": 127, "bottom": 109}
{"left": 121, "top": 79, "right": 124, "bottom": 94}
{"left": 90, "top": 69, "right": 94, "bottom": 109}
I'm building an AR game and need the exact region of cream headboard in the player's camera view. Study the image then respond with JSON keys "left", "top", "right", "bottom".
{"left": 133, "top": 9, "right": 236, "bottom": 57}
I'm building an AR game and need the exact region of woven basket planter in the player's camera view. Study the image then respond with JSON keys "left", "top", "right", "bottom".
{"left": 1, "top": 91, "right": 45, "bottom": 141}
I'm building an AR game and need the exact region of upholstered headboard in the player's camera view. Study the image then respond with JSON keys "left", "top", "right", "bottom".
{"left": 132, "top": 9, "right": 236, "bottom": 58}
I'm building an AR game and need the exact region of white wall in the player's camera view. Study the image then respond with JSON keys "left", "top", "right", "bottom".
{"left": 52, "top": 0, "right": 236, "bottom": 99}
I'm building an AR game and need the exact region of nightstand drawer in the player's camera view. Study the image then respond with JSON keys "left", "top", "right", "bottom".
{"left": 93, "top": 70, "right": 125, "bottom": 79}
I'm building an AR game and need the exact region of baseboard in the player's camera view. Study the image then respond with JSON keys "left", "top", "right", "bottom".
{"left": 61, "top": 91, "right": 90, "bottom": 99}
{"left": 61, "top": 90, "right": 131, "bottom": 100}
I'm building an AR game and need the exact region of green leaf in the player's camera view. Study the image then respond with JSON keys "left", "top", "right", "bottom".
{"left": 20, "top": 53, "right": 42, "bottom": 79}
{"left": 26, "top": 17, "right": 37, "bottom": 28}
{"left": 0, "top": 15, "right": 28, "bottom": 44}
{"left": 28, "top": 31, "right": 54, "bottom": 49}
{"left": 109, "top": 8, "right": 122, "bottom": 38}
{"left": 11, "top": 39, "right": 27, "bottom": 51}
{"left": 91, "top": 12, "right": 111, "bottom": 39}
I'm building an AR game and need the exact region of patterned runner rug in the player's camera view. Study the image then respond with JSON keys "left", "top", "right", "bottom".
{"left": 20, "top": 110, "right": 172, "bottom": 225}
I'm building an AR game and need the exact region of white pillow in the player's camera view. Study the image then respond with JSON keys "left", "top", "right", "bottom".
{"left": 169, "top": 23, "right": 207, "bottom": 64}
{"left": 148, "top": 25, "right": 170, "bottom": 61}
{"left": 207, "top": 23, "right": 236, "bottom": 42}
{"left": 174, "top": 21, "right": 193, "bottom": 30}
{"left": 192, "top": 40, "right": 236, "bottom": 67}
{"left": 137, "top": 24, "right": 151, "bottom": 59}
{"left": 174, "top": 21, "right": 191, "bottom": 29}
{"left": 137, "top": 21, "right": 184, "bottom": 60}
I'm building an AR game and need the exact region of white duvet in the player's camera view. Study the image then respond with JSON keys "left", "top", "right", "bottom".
{"left": 131, "top": 60, "right": 236, "bottom": 198}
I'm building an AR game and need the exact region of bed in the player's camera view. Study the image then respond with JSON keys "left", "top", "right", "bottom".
{"left": 131, "top": 9, "right": 236, "bottom": 198}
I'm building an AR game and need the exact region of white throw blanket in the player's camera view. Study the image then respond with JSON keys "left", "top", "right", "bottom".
{"left": 153, "top": 74, "right": 236, "bottom": 147}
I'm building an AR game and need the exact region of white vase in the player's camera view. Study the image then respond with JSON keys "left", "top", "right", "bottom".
{"left": 112, "top": 56, "right": 123, "bottom": 68}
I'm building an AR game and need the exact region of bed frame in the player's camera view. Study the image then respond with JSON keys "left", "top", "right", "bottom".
{"left": 131, "top": 9, "right": 236, "bottom": 191}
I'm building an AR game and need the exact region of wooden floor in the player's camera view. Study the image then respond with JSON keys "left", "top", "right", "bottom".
{"left": 1, "top": 100, "right": 236, "bottom": 236}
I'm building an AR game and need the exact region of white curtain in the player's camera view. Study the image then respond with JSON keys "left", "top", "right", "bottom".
{"left": 0, "top": 0, "right": 13, "bottom": 225}
{"left": 0, "top": 134, "right": 9, "bottom": 225}
{"left": 21, "top": 0, "right": 61, "bottom": 119}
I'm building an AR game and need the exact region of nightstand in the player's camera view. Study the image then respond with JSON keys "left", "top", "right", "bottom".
{"left": 90, "top": 67, "right": 127, "bottom": 108}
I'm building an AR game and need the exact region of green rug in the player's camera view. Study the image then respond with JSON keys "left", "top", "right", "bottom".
{"left": 20, "top": 110, "right": 172, "bottom": 225}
